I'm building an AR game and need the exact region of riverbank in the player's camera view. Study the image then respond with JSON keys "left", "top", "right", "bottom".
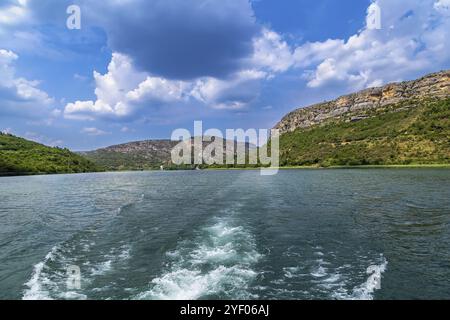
{"left": 204, "top": 164, "right": 450, "bottom": 171}
{"left": 2, "top": 163, "right": 450, "bottom": 177}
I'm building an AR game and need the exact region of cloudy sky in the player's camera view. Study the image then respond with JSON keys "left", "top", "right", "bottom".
{"left": 0, "top": 0, "right": 449, "bottom": 150}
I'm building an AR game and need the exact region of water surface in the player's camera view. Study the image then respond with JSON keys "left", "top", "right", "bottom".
{"left": 0, "top": 169, "right": 449, "bottom": 300}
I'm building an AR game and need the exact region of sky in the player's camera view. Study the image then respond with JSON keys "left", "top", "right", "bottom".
{"left": 0, "top": 0, "right": 449, "bottom": 150}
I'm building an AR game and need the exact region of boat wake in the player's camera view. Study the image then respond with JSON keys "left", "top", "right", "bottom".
{"left": 22, "top": 242, "right": 132, "bottom": 300}
{"left": 332, "top": 255, "right": 388, "bottom": 300}
{"left": 22, "top": 198, "right": 141, "bottom": 300}
{"left": 264, "top": 247, "right": 388, "bottom": 300}
{"left": 136, "top": 217, "right": 262, "bottom": 300}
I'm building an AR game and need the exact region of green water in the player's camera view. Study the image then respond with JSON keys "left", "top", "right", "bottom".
{"left": 0, "top": 169, "right": 449, "bottom": 300}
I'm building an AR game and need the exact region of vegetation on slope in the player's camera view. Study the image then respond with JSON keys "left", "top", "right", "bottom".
{"left": 79, "top": 150, "right": 164, "bottom": 171}
{"left": 0, "top": 133, "right": 101, "bottom": 176}
{"left": 81, "top": 139, "right": 257, "bottom": 171}
{"left": 79, "top": 140, "right": 178, "bottom": 171}
{"left": 278, "top": 98, "right": 450, "bottom": 167}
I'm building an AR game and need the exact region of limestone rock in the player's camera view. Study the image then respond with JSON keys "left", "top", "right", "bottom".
{"left": 275, "top": 70, "right": 450, "bottom": 134}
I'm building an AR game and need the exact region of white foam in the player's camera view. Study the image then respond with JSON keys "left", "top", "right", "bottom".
{"left": 23, "top": 240, "right": 134, "bottom": 300}
{"left": 283, "top": 267, "right": 301, "bottom": 279}
{"left": 278, "top": 249, "right": 388, "bottom": 300}
{"left": 311, "top": 259, "right": 329, "bottom": 278}
{"left": 332, "top": 256, "right": 388, "bottom": 300}
{"left": 22, "top": 246, "right": 59, "bottom": 300}
{"left": 118, "top": 245, "right": 132, "bottom": 261}
{"left": 191, "top": 243, "right": 237, "bottom": 264}
{"left": 138, "top": 266, "right": 257, "bottom": 300}
{"left": 350, "top": 257, "right": 388, "bottom": 300}
{"left": 137, "top": 218, "right": 261, "bottom": 300}
{"left": 311, "top": 265, "right": 328, "bottom": 278}
{"left": 59, "top": 291, "right": 87, "bottom": 300}
{"left": 90, "top": 260, "right": 113, "bottom": 276}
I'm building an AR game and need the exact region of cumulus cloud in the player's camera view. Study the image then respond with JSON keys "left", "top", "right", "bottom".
{"left": 81, "top": 127, "right": 110, "bottom": 136}
{"left": 24, "top": 0, "right": 450, "bottom": 124}
{"left": 63, "top": 23, "right": 298, "bottom": 117}
{"left": 251, "top": 28, "right": 294, "bottom": 75}
{"left": 0, "top": 48, "right": 54, "bottom": 117}
{"left": 191, "top": 69, "right": 267, "bottom": 110}
{"left": 293, "top": 0, "right": 450, "bottom": 90}
{"left": 64, "top": 47, "right": 282, "bottom": 117}
{"left": 64, "top": 53, "right": 188, "bottom": 120}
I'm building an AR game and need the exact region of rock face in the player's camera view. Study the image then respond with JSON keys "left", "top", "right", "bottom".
{"left": 275, "top": 70, "right": 450, "bottom": 134}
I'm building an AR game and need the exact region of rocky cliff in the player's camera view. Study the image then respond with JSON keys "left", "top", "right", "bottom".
{"left": 275, "top": 70, "right": 450, "bottom": 134}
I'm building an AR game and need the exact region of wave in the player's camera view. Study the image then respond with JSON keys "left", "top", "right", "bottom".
{"left": 136, "top": 218, "right": 262, "bottom": 300}
{"left": 22, "top": 246, "right": 59, "bottom": 300}
{"left": 333, "top": 256, "right": 388, "bottom": 300}
{"left": 22, "top": 242, "right": 133, "bottom": 300}
{"left": 269, "top": 248, "right": 388, "bottom": 300}
{"left": 21, "top": 194, "right": 144, "bottom": 300}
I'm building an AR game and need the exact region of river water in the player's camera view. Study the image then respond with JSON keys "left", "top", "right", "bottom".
{"left": 0, "top": 169, "right": 448, "bottom": 300}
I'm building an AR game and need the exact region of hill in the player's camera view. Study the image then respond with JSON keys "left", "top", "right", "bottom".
{"left": 0, "top": 133, "right": 100, "bottom": 176}
{"left": 275, "top": 70, "right": 450, "bottom": 166}
{"left": 79, "top": 140, "right": 178, "bottom": 171}
{"left": 81, "top": 138, "right": 256, "bottom": 170}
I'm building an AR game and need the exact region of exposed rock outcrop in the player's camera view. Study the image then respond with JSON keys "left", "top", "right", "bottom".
{"left": 275, "top": 70, "right": 450, "bottom": 134}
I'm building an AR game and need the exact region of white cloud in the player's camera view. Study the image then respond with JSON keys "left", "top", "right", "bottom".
{"left": 0, "top": 48, "right": 54, "bottom": 116}
{"left": 292, "top": 0, "right": 450, "bottom": 90}
{"left": 191, "top": 69, "right": 266, "bottom": 110}
{"left": 63, "top": 21, "right": 304, "bottom": 119}
{"left": 434, "top": 0, "right": 450, "bottom": 15}
{"left": 120, "top": 126, "right": 133, "bottom": 133}
{"left": 65, "top": 49, "right": 272, "bottom": 117}
{"left": 24, "top": 131, "right": 63, "bottom": 147}
{"left": 1, "top": 127, "right": 13, "bottom": 134}
{"left": 63, "top": 0, "right": 450, "bottom": 121}
{"left": 81, "top": 127, "right": 110, "bottom": 136}
{"left": 65, "top": 53, "right": 188, "bottom": 120}
{"left": 0, "top": 0, "right": 29, "bottom": 26}
{"left": 73, "top": 73, "right": 88, "bottom": 82}
{"left": 252, "top": 28, "right": 294, "bottom": 74}
{"left": 127, "top": 77, "right": 187, "bottom": 103}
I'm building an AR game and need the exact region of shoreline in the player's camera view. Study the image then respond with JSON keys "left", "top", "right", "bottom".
{"left": 1, "top": 163, "right": 450, "bottom": 178}
{"left": 203, "top": 164, "right": 450, "bottom": 171}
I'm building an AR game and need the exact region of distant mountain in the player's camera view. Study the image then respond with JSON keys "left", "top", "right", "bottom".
{"left": 83, "top": 70, "right": 449, "bottom": 170}
{"left": 81, "top": 138, "right": 256, "bottom": 170}
{"left": 0, "top": 133, "right": 100, "bottom": 176}
{"left": 275, "top": 70, "right": 450, "bottom": 166}
{"left": 79, "top": 140, "right": 178, "bottom": 171}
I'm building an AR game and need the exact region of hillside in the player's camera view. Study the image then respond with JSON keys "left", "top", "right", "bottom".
{"left": 275, "top": 70, "right": 450, "bottom": 166}
{"left": 84, "top": 70, "right": 449, "bottom": 170}
{"left": 79, "top": 140, "right": 178, "bottom": 171}
{"left": 0, "top": 133, "right": 100, "bottom": 176}
{"left": 81, "top": 138, "right": 256, "bottom": 170}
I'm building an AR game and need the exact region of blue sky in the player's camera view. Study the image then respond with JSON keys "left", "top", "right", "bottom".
{"left": 0, "top": 0, "right": 449, "bottom": 150}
